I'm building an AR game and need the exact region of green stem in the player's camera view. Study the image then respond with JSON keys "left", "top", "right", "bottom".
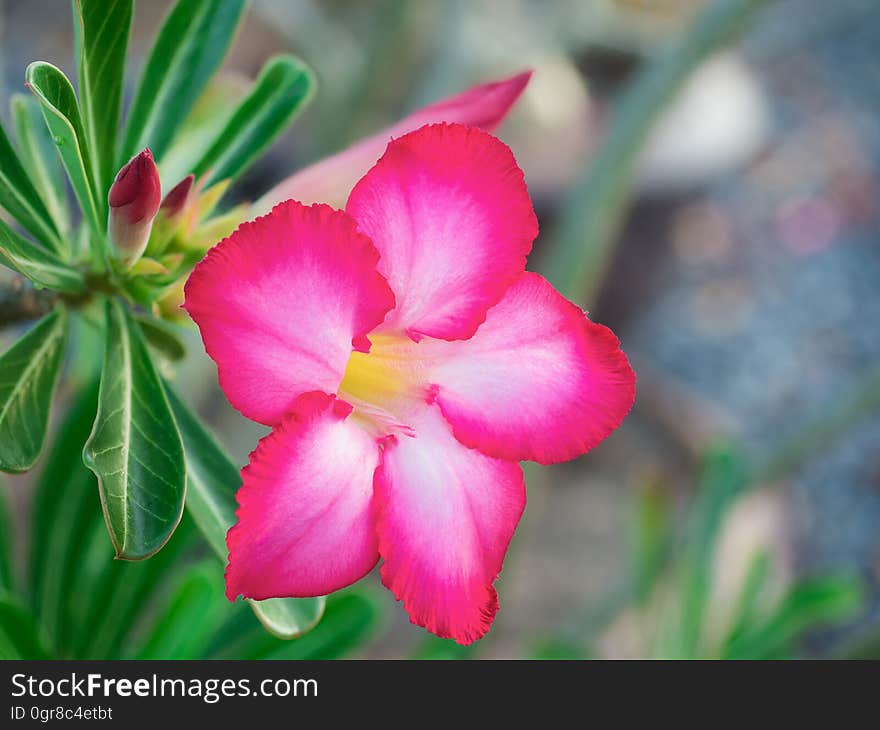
{"left": 0, "top": 273, "right": 113, "bottom": 329}
{"left": 0, "top": 277, "right": 60, "bottom": 327}
{"left": 538, "top": 0, "right": 767, "bottom": 305}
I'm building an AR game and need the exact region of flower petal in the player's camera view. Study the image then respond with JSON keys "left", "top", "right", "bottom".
{"left": 426, "top": 272, "right": 636, "bottom": 464}
{"left": 184, "top": 201, "right": 395, "bottom": 425}
{"left": 225, "top": 392, "right": 380, "bottom": 600}
{"left": 259, "top": 71, "right": 531, "bottom": 210}
{"left": 347, "top": 123, "right": 538, "bottom": 341}
{"left": 375, "top": 406, "right": 525, "bottom": 644}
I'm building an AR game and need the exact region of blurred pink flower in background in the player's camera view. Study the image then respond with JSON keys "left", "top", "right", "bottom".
{"left": 258, "top": 71, "right": 532, "bottom": 210}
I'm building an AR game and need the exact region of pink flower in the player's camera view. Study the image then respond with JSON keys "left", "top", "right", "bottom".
{"left": 258, "top": 70, "right": 532, "bottom": 210}
{"left": 184, "top": 123, "right": 635, "bottom": 644}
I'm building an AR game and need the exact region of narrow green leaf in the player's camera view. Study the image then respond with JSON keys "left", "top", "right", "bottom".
{"left": 0, "top": 598, "right": 52, "bottom": 659}
{"left": 723, "top": 577, "right": 863, "bottom": 659}
{"left": 720, "top": 550, "right": 771, "bottom": 654}
{"left": 25, "top": 61, "right": 103, "bottom": 242}
{"left": 0, "top": 309, "right": 67, "bottom": 473}
{"left": 192, "top": 55, "right": 316, "bottom": 186}
{"left": 673, "top": 445, "right": 750, "bottom": 657}
{"left": 122, "top": 0, "right": 248, "bottom": 163}
{"left": 73, "top": 518, "right": 199, "bottom": 659}
{"left": 157, "top": 75, "right": 249, "bottom": 188}
{"left": 539, "top": 0, "right": 767, "bottom": 303}
{"left": 135, "top": 313, "right": 186, "bottom": 362}
{"left": 84, "top": 299, "right": 186, "bottom": 560}
{"left": 0, "top": 479, "right": 14, "bottom": 593}
{"left": 166, "top": 384, "right": 326, "bottom": 638}
{"left": 10, "top": 94, "right": 71, "bottom": 242}
{"left": 628, "top": 481, "right": 673, "bottom": 605}
{"left": 0, "top": 217, "right": 85, "bottom": 293}
{"left": 74, "top": 0, "right": 134, "bottom": 198}
{"left": 131, "top": 560, "right": 229, "bottom": 659}
{"left": 163, "top": 386, "right": 233, "bottom": 559}
{"left": 29, "top": 379, "right": 100, "bottom": 649}
{"left": 0, "top": 117, "right": 63, "bottom": 252}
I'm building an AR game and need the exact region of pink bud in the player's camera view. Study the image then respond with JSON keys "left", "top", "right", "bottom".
{"left": 108, "top": 149, "right": 161, "bottom": 267}
{"left": 160, "top": 174, "right": 195, "bottom": 218}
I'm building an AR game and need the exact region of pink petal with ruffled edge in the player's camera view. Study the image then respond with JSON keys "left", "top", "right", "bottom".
{"left": 226, "top": 392, "right": 380, "bottom": 600}
{"left": 184, "top": 201, "right": 395, "bottom": 425}
{"left": 260, "top": 71, "right": 531, "bottom": 210}
{"left": 375, "top": 406, "right": 526, "bottom": 645}
{"left": 347, "top": 123, "right": 538, "bottom": 342}
{"left": 422, "top": 272, "right": 635, "bottom": 464}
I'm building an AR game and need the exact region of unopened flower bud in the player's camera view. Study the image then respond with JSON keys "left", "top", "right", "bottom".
{"left": 160, "top": 174, "right": 195, "bottom": 218}
{"left": 108, "top": 149, "right": 161, "bottom": 268}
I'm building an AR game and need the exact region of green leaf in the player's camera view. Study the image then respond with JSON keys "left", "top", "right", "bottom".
{"left": 527, "top": 639, "right": 583, "bottom": 660}
{"left": 671, "top": 445, "right": 750, "bottom": 658}
{"left": 121, "top": 0, "right": 248, "bottom": 163}
{"left": 131, "top": 559, "right": 229, "bottom": 659}
{"left": 720, "top": 550, "right": 771, "bottom": 654}
{"left": 0, "top": 117, "right": 63, "bottom": 252}
{"left": 83, "top": 299, "right": 186, "bottom": 560}
{"left": 166, "top": 384, "right": 326, "bottom": 638}
{"left": 723, "top": 577, "right": 863, "bottom": 659}
{"left": 10, "top": 94, "right": 71, "bottom": 243}
{"left": 0, "top": 479, "right": 13, "bottom": 593}
{"left": 628, "top": 481, "right": 673, "bottom": 605}
{"left": 0, "top": 217, "right": 85, "bottom": 293}
{"left": 72, "top": 518, "right": 198, "bottom": 659}
{"left": 250, "top": 597, "right": 327, "bottom": 640}
{"left": 192, "top": 55, "right": 316, "bottom": 186}
{"left": 211, "top": 592, "right": 376, "bottom": 660}
{"left": 412, "top": 634, "right": 479, "bottom": 660}
{"left": 157, "top": 75, "right": 249, "bottom": 188}
{"left": 259, "top": 593, "right": 377, "bottom": 659}
{"left": 25, "top": 61, "right": 103, "bottom": 243}
{"left": 135, "top": 313, "right": 187, "bottom": 362}
{"left": 29, "top": 379, "right": 100, "bottom": 649}
{"left": 0, "top": 309, "right": 67, "bottom": 473}
{"left": 27, "top": 377, "right": 197, "bottom": 659}
{"left": 0, "top": 598, "right": 52, "bottom": 659}
{"left": 539, "top": 0, "right": 767, "bottom": 303}
{"left": 74, "top": 0, "right": 134, "bottom": 198}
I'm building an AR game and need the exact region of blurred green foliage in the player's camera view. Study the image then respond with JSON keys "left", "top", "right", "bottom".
{"left": 528, "top": 446, "right": 863, "bottom": 660}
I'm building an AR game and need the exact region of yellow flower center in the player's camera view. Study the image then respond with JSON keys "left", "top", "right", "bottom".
{"left": 338, "top": 335, "right": 430, "bottom": 436}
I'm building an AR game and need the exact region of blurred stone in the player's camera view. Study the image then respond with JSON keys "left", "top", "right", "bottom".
{"left": 502, "top": 55, "right": 596, "bottom": 201}
{"left": 705, "top": 487, "right": 794, "bottom": 647}
{"left": 638, "top": 52, "right": 770, "bottom": 192}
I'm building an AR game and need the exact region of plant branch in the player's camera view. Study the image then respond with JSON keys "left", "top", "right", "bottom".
{"left": 0, "top": 276, "right": 61, "bottom": 328}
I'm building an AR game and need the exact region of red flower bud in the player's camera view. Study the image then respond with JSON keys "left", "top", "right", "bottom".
{"left": 160, "top": 174, "right": 195, "bottom": 218}
{"left": 108, "top": 149, "right": 161, "bottom": 267}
